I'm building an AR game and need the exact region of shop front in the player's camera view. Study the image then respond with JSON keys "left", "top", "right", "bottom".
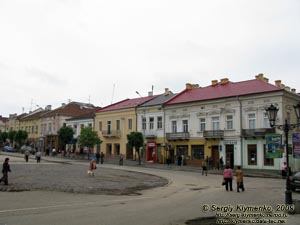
{"left": 146, "top": 141, "right": 157, "bottom": 162}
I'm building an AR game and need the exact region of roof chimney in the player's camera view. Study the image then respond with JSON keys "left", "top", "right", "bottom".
{"left": 148, "top": 91, "right": 153, "bottom": 96}
{"left": 275, "top": 80, "right": 281, "bottom": 87}
{"left": 291, "top": 88, "right": 296, "bottom": 93}
{"left": 220, "top": 78, "right": 229, "bottom": 85}
{"left": 45, "top": 105, "right": 52, "bottom": 111}
{"left": 164, "top": 88, "right": 170, "bottom": 95}
{"left": 255, "top": 73, "right": 264, "bottom": 80}
{"left": 211, "top": 80, "right": 218, "bottom": 86}
{"left": 186, "top": 83, "right": 192, "bottom": 90}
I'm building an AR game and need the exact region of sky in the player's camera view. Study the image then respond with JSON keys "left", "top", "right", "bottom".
{"left": 1, "top": 0, "right": 300, "bottom": 117}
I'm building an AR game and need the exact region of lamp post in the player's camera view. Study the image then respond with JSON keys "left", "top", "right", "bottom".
{"left": 265, "top": 103, "right": 300, "bottom": 204}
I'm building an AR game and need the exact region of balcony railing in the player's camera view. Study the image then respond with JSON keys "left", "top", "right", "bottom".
{"left": 102, "top": 130, "right": 121, "bottom": 138}
{"left": 143, "top": 130, "right": 157, "bottom": 139}
{"left": 242, "top": 128, "right": 275, "bottom": 138}
{"left": 203, "top": 130, "right": 224, "bottom": 139}
{"left": 166, "top": 132, "right": 189, "bottom": 141}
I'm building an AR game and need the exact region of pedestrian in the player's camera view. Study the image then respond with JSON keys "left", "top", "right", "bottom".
{"left": 36, "top": 150, "right": 41, "bottom": 163}
{"left": 177, "top": 155, "right": 182, "bottom": 166}
{"left": 88, "top": 159, "right": 97, "bottom": 176}
{"left": 119, "top": 154, "right": 124, "bottom": 166}
{"left": 219, "top": 156, "right": 224, "bottom": 170}
{"left": 235, "top": 166, "right": 245, "bottom": 192}
{"left": 281, "top": 162, "right": 287, "bottom": 178}
{"left": 100, "top": 152, "right": 105, "bottom": 164}
{"left": 223, "top": 165, "right": 233, "bottom": 191}
{"left": 95, "top": 152, "right": 100, "bottom": 164}
{"left": 166, "top": 157, "right": 171, "bottom": 168}
{"left": 24, "top": 149, "right": 30, "bottom": 162}
{"left": 0, "top": 158, "right": 11, "bottom": 185}
{"left": 202, "top": 160, "right": 207, "bottom": 176}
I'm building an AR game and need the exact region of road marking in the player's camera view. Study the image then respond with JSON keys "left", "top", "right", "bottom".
{"left": 0, "top": 196, "right": 151, "bottom": 213}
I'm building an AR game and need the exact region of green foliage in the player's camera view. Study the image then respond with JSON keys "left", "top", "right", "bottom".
{"left": 127, "top": 131, "right": 144, "bottom": 165}
{"left": 78, "top": 126, "right": 102, "bottom": 148}
{"left": 15, "top": 130, "right": 28, "bottom": 148}
{"left": 8, "top": 130, "right": 17, "bottom": 143}
{"left": 0, "top": 131, "right": 8, "bottom": 144}
{"left": 58, "top": 126, "right": 74, "bottom": 150}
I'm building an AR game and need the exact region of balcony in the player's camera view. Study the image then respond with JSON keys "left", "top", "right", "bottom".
{"left": 143, "top": 130, "right": 157, "bottom": 139}
{"left": 203, "top": 130, "right": 224, "bottom": 139}
{"left": 166, "top": 132, "right": 189, "bottom": 141}
{"left": 102, "top": 130, "right": 121, "bottom": 138}
{"left": 242, "top": 128, "right": 275, "bottom": 139}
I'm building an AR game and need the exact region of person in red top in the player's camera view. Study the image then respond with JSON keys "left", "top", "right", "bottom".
{"left": 223, "top": 165, "right": 233, "bottom": 191}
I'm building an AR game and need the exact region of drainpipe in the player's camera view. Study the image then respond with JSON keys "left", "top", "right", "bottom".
{"left": 237, "top": 96, "right": 243, "bottom": 167}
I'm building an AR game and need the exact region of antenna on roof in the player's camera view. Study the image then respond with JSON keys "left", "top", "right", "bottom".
{"left": 111, "top": 83, "right": 115, "bottom": 104}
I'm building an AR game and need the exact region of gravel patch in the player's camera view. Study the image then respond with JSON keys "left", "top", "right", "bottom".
{"left": 0, "top": 163, "right": 168, "bottom": 195}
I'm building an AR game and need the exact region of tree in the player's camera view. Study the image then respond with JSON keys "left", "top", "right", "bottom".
{"left": 78, "top": 126, "right": 102, "bottom": 159}
{"left": 58, "top": 126, "right": 74, "bottom": 151}
{"left": 8, "top": 130, "right": 17, "bottom": 146}
{"left": 0, "top": 131, "right": 8, "bottom": 145}
{"left": 14, "top": 130, "right": 28, "bottom": 148}
{"left": 127, "top": 131, "right": 144, "bottom": 165}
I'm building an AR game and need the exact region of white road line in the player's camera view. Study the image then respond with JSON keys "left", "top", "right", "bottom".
{"left": 0, "top": 196, "right": 151, "bottom": 213}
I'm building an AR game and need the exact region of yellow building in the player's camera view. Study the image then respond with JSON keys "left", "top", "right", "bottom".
{"left": 94, "top": 96, "right": 155, "bottom": 159}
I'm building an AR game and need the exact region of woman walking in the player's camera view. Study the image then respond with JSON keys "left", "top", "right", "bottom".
{"left": 236, "top": 166, "right": 245, "bottom": 192}
{"left": 223, "top": 165, "right": 233, "bottom": 191}
{"left": 0, "top": 158, "right": 11, "bottom": 185}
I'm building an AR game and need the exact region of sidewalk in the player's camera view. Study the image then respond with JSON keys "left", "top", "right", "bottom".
{"left": 0, "top": 151, "right": 282, "bottom": 179}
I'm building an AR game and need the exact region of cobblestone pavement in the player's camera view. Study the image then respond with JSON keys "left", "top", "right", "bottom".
{"left": 0, "top": 154, "right": 169, "bottom": 195}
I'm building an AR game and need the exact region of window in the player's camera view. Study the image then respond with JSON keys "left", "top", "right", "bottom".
{"left": 74, "top": 125, "right": 77, "bottom": 135}
{"left": 226, "top": 115, "right": 233, "bottom": 130}
{"left": 107, "top": 121, "right": 111, "bottom": 134}
{"left": 116, "top": 120, "right": 120, "bottom": 131}
{"left": 247, "top": 144, "right": 257, "bottom": 165}
{"left": 263, "top": 113, "right": 270, "bottom": 128}
{"left": 191, "top": 145, "right": 204, "bottom": 160}
{"left": 157, "top": 116, "right": 162, "bottom": 129}
{"left": 172, "top": 121, "right": 177, "bottom": 133}
{"left": 149, "top": 117, "right": 154, "bottom": 130}
{"left": 263, "top": 144, "right": 274, "bottom": 166}
{"left": 200, "top": 118, "right": 206, "bottom": 131}
{"left": 48, "top": 123, "right": 52, "bottom": 132}
{"left": 31, "top": 126, "right": 34, "bottom": 133}
{"left": 212, "top": 116, "right": 220, "bottom": 130}
{"left": 248, "top": 113, "right": 256, "bottom": 129}
{"left": 142, "top": 117, "right": 146, "bottom": 130}
{"left": 35, "top": 125, "right": 38, "bottom": 134}
{"left": 128, "top": 119, "right": 132, "bottom": 130}
{"left": 88, "top": 123, "right": 92, "bottom": 127}
{"left": 183, "top": 120, "right": 188, "bottom": 132}
{"left": 99, "top": 121, "right": 102, "bottom": 131}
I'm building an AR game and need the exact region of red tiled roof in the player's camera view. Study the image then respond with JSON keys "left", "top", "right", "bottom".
{"left": 165, "top": 79, "right": 282, "bottom": 105}
{"left": 97, "top": 96, "right": 156, "bottom": 112}
{"left": 43, "top": 102, "right": 96, "bottom": 117}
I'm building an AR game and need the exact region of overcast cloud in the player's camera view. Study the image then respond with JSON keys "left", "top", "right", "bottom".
{"left": 1, "top": 0, "right": 300, "bottom": 117}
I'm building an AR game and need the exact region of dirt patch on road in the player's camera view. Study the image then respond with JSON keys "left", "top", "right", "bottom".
{"left": 1, "top": 163, "right": 168, "bottom": 195}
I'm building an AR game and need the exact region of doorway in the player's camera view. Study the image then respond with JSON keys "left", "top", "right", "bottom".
{"left": 211, "top": 145, "right": 220, "bottom": 169}
{"left": 225, "top": 144, "right": 234, "bottom": 168}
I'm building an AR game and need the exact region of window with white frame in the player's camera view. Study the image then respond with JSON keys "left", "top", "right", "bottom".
{"left": 74, "top": 125, "right": 77, "bottom": 135}
{"left": 212, "top": 116, "right": 220, "bottom": 130}
{"left": 149, "top": 117, "right": 154, "bottom": 130}
{"left": 183, "top": 120, "right": 188, "bottom": 132}
{"left": 248, "top": 113, "right": 256, "bottom": 129}
{"left": 172, "top": 121, "right": 177, "bottom": 133}
{"left": 128, "top": 119, "right": 132, "bottom": 130}
{"left": 99, "top": 121, "right": 102, "bottom": 131}
{"left": 226, "top": 115, "right": 233, "bottom": 130}
{"left": 142, "top": 117, "right": 146, "bottom": 130}
{"left": 107, "top": 121, "right": 111, "bottom": 134}
{"left": 116, "top": 120, "right": 120, "bottom": 131}
{"left": 157, "top": 116, "right": 162, "bottom": 129}
{"left": 263, "top": 113, "right": 270, "bottom": 128}
{"left": 199, "top": 118, "right": 206, "bottom": 131}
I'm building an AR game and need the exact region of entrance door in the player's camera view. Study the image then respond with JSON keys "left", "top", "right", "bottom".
{"left": 211, "top": 145, "right": 220, "bottom": 169}
{"left": 225, "top": 145, "right": 234, "bottom": 168}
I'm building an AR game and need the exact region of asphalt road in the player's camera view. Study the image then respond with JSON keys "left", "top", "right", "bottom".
{"left": 1, "top": 153, "right": 300, "bottom": 225}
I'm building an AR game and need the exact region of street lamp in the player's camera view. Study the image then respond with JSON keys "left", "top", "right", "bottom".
{"left": 265, "top": 103, "right": 300, "bottom": 204}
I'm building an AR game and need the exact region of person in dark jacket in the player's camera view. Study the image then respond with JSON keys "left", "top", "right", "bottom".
{"left": 0, "top": 158, "right": 11, "bottom": 185}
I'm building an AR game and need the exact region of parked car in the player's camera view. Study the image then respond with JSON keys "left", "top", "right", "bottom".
{"left": 3, "top": 146, "right": 14, "bottom": 152}
{"left": 20, "top": 145, "right": 36, "bottom": 155}
{"left": 289, "top": 172, "right": 300, "bottom": 191}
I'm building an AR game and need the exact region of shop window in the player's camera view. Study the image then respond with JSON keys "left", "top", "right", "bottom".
{"left": 192, "top": 145, "right": 204, "bottom": 160}
{"left": 247, "top": 144, "right": 257, "bottom": 165}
